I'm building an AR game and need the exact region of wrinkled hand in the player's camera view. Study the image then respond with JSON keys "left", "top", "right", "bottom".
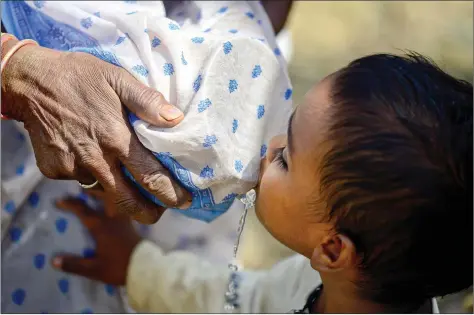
{"left": 52, "top": 195, "right": 141, "bottom": 286}
{"left": 1, "top": 40, "right": 191, "bottom": 223}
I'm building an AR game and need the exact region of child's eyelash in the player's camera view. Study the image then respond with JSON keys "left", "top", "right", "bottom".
{"left": 274, "top": 148, "right": 288, "bottom": 170}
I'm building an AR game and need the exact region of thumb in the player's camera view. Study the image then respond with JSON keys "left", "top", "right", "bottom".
{"left": 52, "top": 255, "right": 100, "bottom": 280}
{"left": 108, "top": 68, "right": 184, "bottom": 127}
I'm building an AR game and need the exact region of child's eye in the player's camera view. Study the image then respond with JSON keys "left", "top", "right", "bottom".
{"left": 274, "top": 147, "right": 288, "bottom": 170}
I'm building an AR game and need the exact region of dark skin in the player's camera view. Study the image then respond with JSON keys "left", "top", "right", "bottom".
{"left": 0, "top": 1, "right": 292, "bottom": 223}
{"left": 261, "top": 0, "right": 294, "bottom": 34}
{"left": 5, "top": 0, "right": 296, "bottom": 284}
{"left": 1, "top": 28, "right": 191, "bottom": 224}
{"left": 53, "top": 192, "right": 142, "bottom": 286}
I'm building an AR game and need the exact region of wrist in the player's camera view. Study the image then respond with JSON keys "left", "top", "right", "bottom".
{"left": 1, "top": 35, "right": 18, "bottom": 118}
{"left": 1, "top": 42, "right": 45, "bottom": 120}
{"left": 1, "top": 36, "right": 19, "bottom": 59}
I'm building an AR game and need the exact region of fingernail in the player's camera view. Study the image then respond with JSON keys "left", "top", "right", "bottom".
{"left": 52, "top": 257, "right": 62, "bottom": 268}
{"left": 160, "top": 105, "right": 183, "bottom": 121}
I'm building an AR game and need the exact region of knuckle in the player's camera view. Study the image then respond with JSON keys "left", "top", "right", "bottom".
{"left": 106, "top": 140, "right": 129, "bottom": 159}
{"left": 134, "top": 88, "right": 165, "bottom": 114}
{"left": 102, "top": 126, "right": 130, "bottom": 156}
{"left": 114, "top": 190, "right": 162, "bottom": 224}
{"left": 141, "top": 171, "right": 180, "bottom": 207}
{"left": 79, "top": 157, "right": 97, "bottom": 170}
{"left": 105, "top": 66, "right": 132, "bottom": 95}
{"left": 37, "top": 164, "right": 60, "bottom": 179}
{"left": 115, "top": 196, "right": 140, "bottom": 216}
{"left": 77, "top": 146, "right": 101, "bottom": 170}
{"left": 137, "top": 87, "right": 164, "bottom": 104}
{"left": 36, "top": 155, "right": 73, "bottom": 179}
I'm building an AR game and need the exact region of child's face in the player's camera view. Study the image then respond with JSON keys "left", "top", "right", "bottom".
{"left": 256, "top": 76, "right": 335, "bottom": 258}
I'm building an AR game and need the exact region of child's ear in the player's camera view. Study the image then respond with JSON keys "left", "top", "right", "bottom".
{"left": 310, "top": 234, "right": 357, "bottom": 272}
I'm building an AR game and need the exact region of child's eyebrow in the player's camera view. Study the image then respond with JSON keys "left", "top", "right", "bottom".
{"left": 287, "top": 110, "right": 296, "bottom": 157}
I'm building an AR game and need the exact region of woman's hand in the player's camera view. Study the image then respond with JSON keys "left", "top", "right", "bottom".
{"left": 1, "top": 39, "right": 191, "bottom": 223}
{"left": 52, "top": 195, "right": 141, "bottom": 286}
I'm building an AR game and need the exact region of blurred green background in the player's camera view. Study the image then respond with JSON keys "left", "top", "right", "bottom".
{"left": 285, "top": 1, "right": 472, "bottom": 105}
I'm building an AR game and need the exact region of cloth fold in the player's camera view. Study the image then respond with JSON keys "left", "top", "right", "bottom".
{"left": 1, "top": 0, "right": 292, "bottom": 222}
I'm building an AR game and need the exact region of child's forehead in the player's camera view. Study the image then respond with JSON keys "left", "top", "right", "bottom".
{"left": 305, "top": 74, "right": 334, "bottom": 109}
{"left": 291, "top": 76, "right": 334, "bottom": 158}
{"left": 296, "top": 75, "right": 334, "bottom": 128}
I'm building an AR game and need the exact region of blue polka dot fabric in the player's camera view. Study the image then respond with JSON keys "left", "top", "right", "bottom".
{"left": 1, "top": 166, "right": 126, "bottom": 313}
{"left": 2, "top": 1, "right": 266, "bottom": 312}
{"left": 1, "top": 119, "right": 136, "bottom": 312}
{"left": 2, "top": 1, "right": 293, "bottom": 224}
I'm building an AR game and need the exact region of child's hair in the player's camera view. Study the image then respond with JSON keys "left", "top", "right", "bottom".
{"left": 319, "top": 53, "right": 472, "bottom": 307}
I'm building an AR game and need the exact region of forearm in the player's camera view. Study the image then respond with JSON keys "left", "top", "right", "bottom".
{"left": 1, "top": 35, "right": 55, "bottom": 121}
{"left": 261, "top": 0, "right": 294, "bottom": 34}
{"left": 1, "top": 35, "right": 21, "bottom": 117}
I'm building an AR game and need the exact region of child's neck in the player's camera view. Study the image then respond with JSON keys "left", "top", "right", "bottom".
{"left": 312, "top": 277, "right": 429, "bottom": 313}
{"left": 312, "top": 288, "right": 387, "bottom": 313}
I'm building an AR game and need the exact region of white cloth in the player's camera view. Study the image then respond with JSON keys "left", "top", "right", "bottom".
{"left": 1, "top": 1, "right": 291, "bottom": 311}
{"left": 126, "top": 239, "right": 441, "bottom": 313}
{"left": 2, "top": 0, "right": 293, "bottom": 222}
{"left": 122, "top": 1, "right": 293, "bottom": 221}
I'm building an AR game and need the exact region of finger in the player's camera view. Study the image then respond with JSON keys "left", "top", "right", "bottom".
{"left": 81, "top": 188, "right": 119, "bottom": 218}
{"left": 79, "top": 189, "right": 126, "bottom": 220}
{"left": 89, "top": 191, "right": 120, "bottom": 218}
{"left": 85, "top": 154, "right": 165, "bottom": 224}
{"left": 73, "top": 165, "right": 99, "bottom": 187}
{"left": 119, "top": 133, "right": 192, "bottom": 209}
{"left": 83, "top": 188, "right": 106, "bottom": 201}
{"left": 30, "top": 129, "right": 96, "bottom": 184}
{"left": 55, "top": 198, "right": 102, "bottom": 230}
{"left": 32, "top": 145, "right": 76, "bottom": 181}
{"left": 52, "top": 256, "right": 100, "bottom": 280}
{"left": 107, "top": 67, "right": 184, "bottom": 126}
{"left": 112, "top": 168, "right": 165, "bottom": 224}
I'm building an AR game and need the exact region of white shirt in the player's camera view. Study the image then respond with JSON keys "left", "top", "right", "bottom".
{"left": 126, "top": 240, "right": 440, "bottom": 313}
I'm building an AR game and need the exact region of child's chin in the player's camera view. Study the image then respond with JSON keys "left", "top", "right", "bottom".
{"left": 253, "top": 202, "right": 267, "bottom": 229}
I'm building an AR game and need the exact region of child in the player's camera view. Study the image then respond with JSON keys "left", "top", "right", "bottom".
{"left": 53, "top": 53, "right": 473, "bottom": 313}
